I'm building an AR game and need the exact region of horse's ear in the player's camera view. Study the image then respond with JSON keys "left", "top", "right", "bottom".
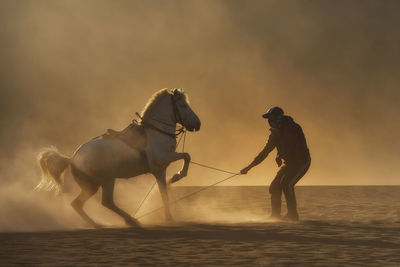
{"left": 173, "top": 88, "right": 180, "bottom": 96}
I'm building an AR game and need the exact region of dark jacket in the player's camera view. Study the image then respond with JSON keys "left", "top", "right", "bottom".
{"left": 253, "top": 116, "right": 309, "bottom": 165}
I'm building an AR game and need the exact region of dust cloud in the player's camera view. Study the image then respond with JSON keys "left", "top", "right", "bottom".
{"left": 0, "top": 0, "right": 399, "bottom": 231}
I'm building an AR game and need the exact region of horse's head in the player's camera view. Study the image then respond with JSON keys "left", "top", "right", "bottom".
{"left": 171, "top": 88, "right": 201, "bottom": 132}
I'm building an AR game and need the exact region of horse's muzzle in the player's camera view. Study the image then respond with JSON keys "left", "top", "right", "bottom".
{"left": 187, "top": 121, "right": 201, "bottom": 132}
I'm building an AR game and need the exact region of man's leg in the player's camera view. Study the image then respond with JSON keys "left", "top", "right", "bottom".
{"left": 269, "top": 167, "right": 286, "bottom": 218}
{"left": 282, "top": 157, "right": 311, "bottom": 221}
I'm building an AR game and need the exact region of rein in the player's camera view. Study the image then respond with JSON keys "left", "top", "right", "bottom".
{"left": 141, "top": 120, "right": 184, "bottom": 139}
{"left": 171, "top": 94, "right": 184, "bottom": 128}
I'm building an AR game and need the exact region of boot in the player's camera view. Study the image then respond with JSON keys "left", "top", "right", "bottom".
{"left": 284, "top": 188, "right": 299, "bottom": 221}
{"left": 283, "top": 212, "right": 299, "bottom": 221}
{"left": 270, "top": 194, "right": 282, "bottom": 219}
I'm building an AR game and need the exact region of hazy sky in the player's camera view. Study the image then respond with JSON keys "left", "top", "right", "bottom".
{"left": 0, "top": 0, "right": 399, "bottom": 186}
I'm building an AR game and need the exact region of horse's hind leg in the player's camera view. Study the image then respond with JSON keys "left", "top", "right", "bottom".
{"left": 101, "top": 179, "right": 140, "bottom": 227}
{"left": 71, "top": 169, "right": 101, "bottom": 228}
{"left": 71, "top": 188, "right": 100, "bottom": 228}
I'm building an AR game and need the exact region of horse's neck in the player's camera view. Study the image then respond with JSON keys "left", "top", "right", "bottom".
{"left": 144, "top": 97, "right": 178, "bottom": 158}
{"left": 147, "top": 96, "right": 176, "bottom": 133}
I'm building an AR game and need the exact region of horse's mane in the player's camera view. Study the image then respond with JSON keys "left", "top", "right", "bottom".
{"left": 140, "top": 88, "right": 188, "bottom": 122}
{"left": 140, "top": 88, "right": 171, "bottom": 122}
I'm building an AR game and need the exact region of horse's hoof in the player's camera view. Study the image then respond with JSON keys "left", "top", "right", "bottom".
{"left": 84, "top": 222, "right": 103, "bottom": 229}
{"left": 165, "top": 215, "right": 175, "bottom": 223}
{"left": 93, "top": 223, "right": 104, "bottom": 229}
{"left": 125, "top": 217, "right": 141, "bottom": 228}
{"left": 170, "top": 172, "right": 186, "bottom": 184}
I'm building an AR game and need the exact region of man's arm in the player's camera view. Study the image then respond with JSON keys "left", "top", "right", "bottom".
{"left": 241, "top": 133, "right": 276, "bottom": 174}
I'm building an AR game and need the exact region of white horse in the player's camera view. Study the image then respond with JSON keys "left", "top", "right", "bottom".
{"left": 36, "top": 88, "right": 201, "bottom": 228}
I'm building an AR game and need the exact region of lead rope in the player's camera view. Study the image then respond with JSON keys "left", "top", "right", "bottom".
{"left": 134, "top": 131, "right": 240, "bottom": 220}
{"left": 136, "top": 172, "right": 239, "bottom": 219}
{"left": 133, "top": 182, "right": 156, "bottom": 217}
{"left": 189, "top": 161, "right": 238, "bottom": 175}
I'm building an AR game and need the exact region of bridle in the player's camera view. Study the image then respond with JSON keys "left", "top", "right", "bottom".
{"left": 171, "top": 94, "right": 184, "bottom": 128}
{"left": 138, "top": 93, "right": 186, "bottom": 139}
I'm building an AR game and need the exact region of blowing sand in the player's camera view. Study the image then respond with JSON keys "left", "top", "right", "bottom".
{"left": 0, "top": 186, "right": 399, "bottom": 266}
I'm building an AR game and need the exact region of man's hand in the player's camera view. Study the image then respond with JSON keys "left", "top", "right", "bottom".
{"left": 275, "top": 155, "right": 282, "bottom": 167}
{"left": 240, "top": 166, "right": 251, "bottom": 175}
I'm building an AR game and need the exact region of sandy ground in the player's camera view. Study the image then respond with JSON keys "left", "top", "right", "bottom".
{"left": 1, "top": 186, "right": 399, "bottom": 266}
{"left": 1, "top": 221, "right": 399, "bottom": 266}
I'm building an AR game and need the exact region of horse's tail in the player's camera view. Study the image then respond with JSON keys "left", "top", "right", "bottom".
{"left": 35, "top": 146, "right": 71, "bottom": 194}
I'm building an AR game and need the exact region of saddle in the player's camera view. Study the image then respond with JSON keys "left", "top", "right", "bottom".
{"left": 101, "top": 122, "right": 147, "bottom": 151}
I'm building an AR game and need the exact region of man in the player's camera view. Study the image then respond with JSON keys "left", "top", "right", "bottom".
{"left": 240, "top": 106, "right": 311, "bottom": 221}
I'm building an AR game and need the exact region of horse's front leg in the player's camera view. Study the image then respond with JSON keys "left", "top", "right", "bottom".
{"left": 153, "top": 169, "right": 173, "bottom": 222}
{"left": 168, "top": 152, "right": 191, "bottom": 184}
